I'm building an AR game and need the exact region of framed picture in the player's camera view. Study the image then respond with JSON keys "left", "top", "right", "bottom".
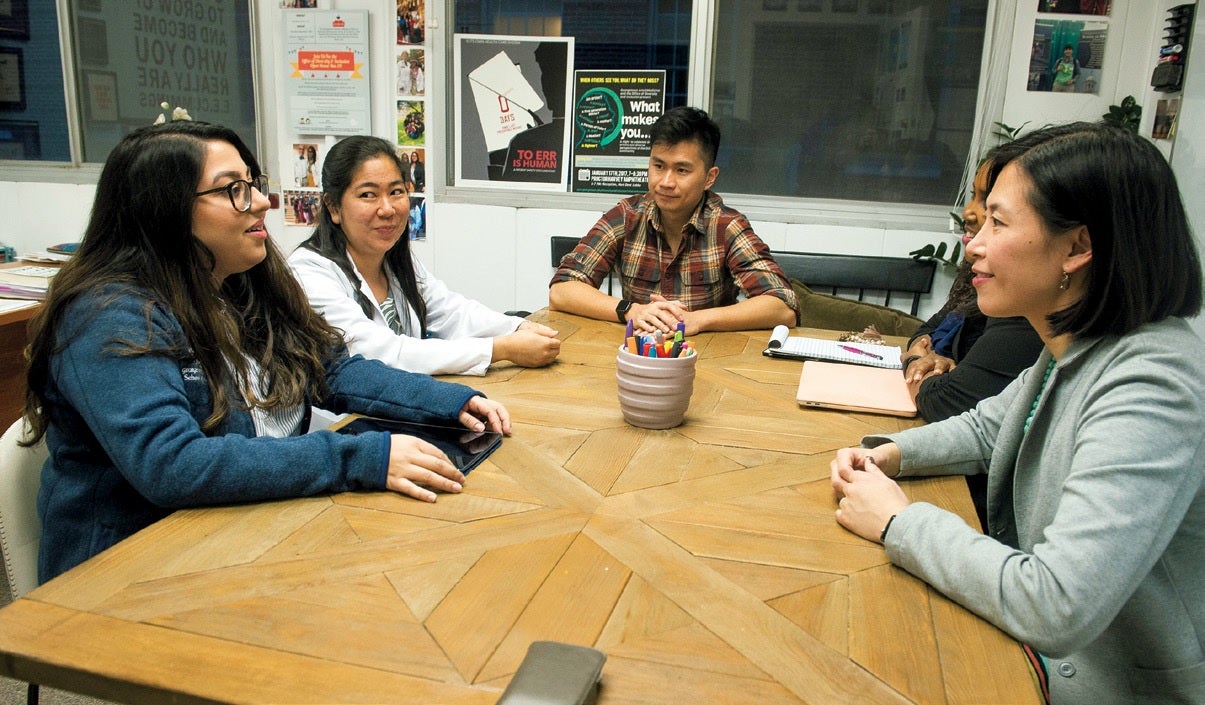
{"left": 83, "top": 70, "right": 119, "bottom": 122}
{"left": 0, "top": 120, "right": 40, "bottom": 160}
{"left": 0, "top": 0, "right": 30, "bottom": 40}
{"left": 0, "top": 47, "right": 24, "bottom": 111}
{"left": 763, "top": 0, "right": 788, "bottom": 10}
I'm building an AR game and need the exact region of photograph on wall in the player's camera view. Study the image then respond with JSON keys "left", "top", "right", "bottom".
{"left": 454, "top": 34, "right": 574, "bottom": 190}
{"left": 82, "top": 70, "right": 119, "bottom": 122}
{"left": 398, "top": 146, "right": 426, "bottom": 193}
{"left": 397, "top": 1, "right": 424, "bottom": 45}
{"left": 397, "top": 48, "right": 425, "bottom": 97}
{"left": 1027, "top": 19, "right": 1105, "bottom": 94}
{"left": 408, "top": 195, "right": 426, "bottom": 240}
{"left": 1037, "top": 0, "right": 1110, "bottom": 16}
{"left": 284, "top": 9, "right": 370, "bottom": 135}
{"left": 570, "top": 70, "right": 665, "bottom": 194}
{"left": 282, "top": 189, "right": 320, "bottom": 226}
{"left": 291, "top": 142, "right": 320, "bottom": 188}
{"left": 397, "top": 99, "right": 425, "bottom": 146}
{"left": 0, "top": 47, "right": 25, "bottom": 111}
{"left": 1153, "top": 98, "right": 1180, "bottom": 140}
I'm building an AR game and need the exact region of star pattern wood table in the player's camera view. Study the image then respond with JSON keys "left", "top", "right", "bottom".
{"left": 0, "top": 311, "right": 1040, "bottom": 705}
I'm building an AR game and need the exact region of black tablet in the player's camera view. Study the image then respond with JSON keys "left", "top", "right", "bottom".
{"left": 336, "top": 417, "right": 503, "bottom": 475}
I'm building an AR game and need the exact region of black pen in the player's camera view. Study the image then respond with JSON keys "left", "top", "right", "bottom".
{"left": 839, "top": 344, "right": 883, "bottom": 360}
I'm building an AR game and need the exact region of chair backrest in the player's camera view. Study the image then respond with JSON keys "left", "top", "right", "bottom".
{"left": 772, "top": 250, "right": 937, "bottom": 315}
{"left": 0, "top": 419, "right": 46, "bottom": 599}
{"left": 550, "top": 235, "right": 612, "bottom": 296}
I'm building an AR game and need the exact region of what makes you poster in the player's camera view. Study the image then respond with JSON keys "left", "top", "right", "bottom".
{"left": 571, "top": 70, "right": 665, "bottom": 194}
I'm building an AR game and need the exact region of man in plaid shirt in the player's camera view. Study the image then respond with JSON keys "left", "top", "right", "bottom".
{"left": 549, "top": 107, "right": 798, "bottom": 335}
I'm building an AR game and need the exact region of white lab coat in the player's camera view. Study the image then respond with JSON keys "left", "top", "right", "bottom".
{"left": 288, "top": 246, "right": 523, "bottom": 376}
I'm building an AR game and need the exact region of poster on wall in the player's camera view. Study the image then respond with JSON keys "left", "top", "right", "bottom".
{"left": 454, "top": 34, "right": 574, "bottom": 190}
{"left": 1037, "top": 0, "right": 1110, "bottom": 15}
{"left": 571, "top": 70, "right": 665, "bottom": 194}
{"left": 283, "top": 10, "right": 370, "bottom": 135}
{"left": 1027, "top": 19, "right": 1106, "bottom": 94}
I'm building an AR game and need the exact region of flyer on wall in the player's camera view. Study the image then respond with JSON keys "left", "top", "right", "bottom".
{"left": 283, "top": 10, "right": 370, "bottom": 135}
{"left": 453, "top": 34, "right": 574, "bottom": 190}
{"left": 571, "top": 70, "right": 665, "bottom": 194}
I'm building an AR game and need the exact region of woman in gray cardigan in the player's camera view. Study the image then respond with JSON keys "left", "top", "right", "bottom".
{"left": 829, "top": 122, "right": 1203, "bottom": 705}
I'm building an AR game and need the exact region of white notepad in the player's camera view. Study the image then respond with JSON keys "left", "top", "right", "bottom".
{"left": 764, "top": 325, "right": 902, "bottom": 370}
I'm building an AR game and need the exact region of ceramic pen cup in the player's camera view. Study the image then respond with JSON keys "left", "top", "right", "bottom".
{"left": 615, "top": 344, "right": 699, "bottom": 429}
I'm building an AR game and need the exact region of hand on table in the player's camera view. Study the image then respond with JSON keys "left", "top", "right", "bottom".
{"left": 494, "top": 323, "right": 561, "bottom": 367}
{"left": 386, "top": 435, "right": 463, "bottom": 502}
{"left": 830, "top": 444, "right": 909, "bottom": 543}
{"left": 632, "top": 295, "right": 698, "bottom": 335}
{"left": 459, "top": 395, "right": 511, "bottom": 436}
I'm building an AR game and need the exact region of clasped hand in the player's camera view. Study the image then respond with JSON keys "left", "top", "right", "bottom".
{"left": 829, "top": 444, "right": 909, "bottom": 543}
{"left": 631, "top": 294, "right": 698, "bottom": 335}
{"left": 386, "top": 396, "right": 510, "bottom": 503}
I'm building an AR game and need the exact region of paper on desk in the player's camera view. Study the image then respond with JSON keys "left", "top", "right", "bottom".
{"left": 468, "top": 51, "right": 544, "bottom": 152}
{"left": 0, "top": 298, "right": 40, "bottom": 313}
{"left": 19, "top": 251, "right": 73, "bottom": 263}
{"left": 764, "top": 324, "right": 902, "bottom": 369}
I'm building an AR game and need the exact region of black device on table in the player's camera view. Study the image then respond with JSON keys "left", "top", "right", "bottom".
{"left": 336, "top": 417, "right": 502, "bottom": 474}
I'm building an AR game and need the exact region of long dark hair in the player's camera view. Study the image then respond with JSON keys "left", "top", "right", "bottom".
{"left": 23, "top": 121, "right": 342, "bottom": 443}
{"left": 299, "top": 136, "right": 427, "bottom": 336}
{"left": 1010, "top": 122, "right": 1201, "bottom": 336}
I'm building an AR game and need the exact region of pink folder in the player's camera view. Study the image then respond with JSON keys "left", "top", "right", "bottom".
{"left": 796, "top": 361, "right": 917, "bottom": 418}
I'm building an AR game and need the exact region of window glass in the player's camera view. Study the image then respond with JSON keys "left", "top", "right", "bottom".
{"left": 70, "top": 0, "right": 258, "bottom": 162}
{"left": 0, "top": 0, "right": 257, "bottom": 165}
{"left": 0, "top": 2, "right": 70, "bottom": 161}
{"left": 454, "top": 0, "right": 692, "bottom": 108}
{"left": 711, "top": 0, "right": 988, "bottom": 205}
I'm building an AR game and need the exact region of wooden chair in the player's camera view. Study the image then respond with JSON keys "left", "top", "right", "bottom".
{"left": 771, "top": 250, "right": 936, "bottom": 316}
{"left": 0, "top": 419, "right": 47, "bottom": 705}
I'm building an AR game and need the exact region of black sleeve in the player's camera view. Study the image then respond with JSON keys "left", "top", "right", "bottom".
{"left": 908, "top": 303, "right": 953, "bottom": 348}
{"left": 914, "top": 316, "right": 1045, "bottom": 423}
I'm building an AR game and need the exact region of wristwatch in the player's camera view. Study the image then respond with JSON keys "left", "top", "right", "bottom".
{"left": 615, "top": 299, "right": 632, "bottom": 324}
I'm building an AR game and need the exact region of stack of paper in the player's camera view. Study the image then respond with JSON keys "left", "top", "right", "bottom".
{"left": 0, "top": 265, "right": 58, "bottom": 300}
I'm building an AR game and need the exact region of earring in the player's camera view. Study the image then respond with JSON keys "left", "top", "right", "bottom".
{"left": 1058, "top": 271, "right": 1070, "bottom": 291}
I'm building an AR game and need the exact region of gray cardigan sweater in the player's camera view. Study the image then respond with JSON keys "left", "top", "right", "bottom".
{"left": 866, "top": 317, "right": 1205, "bottom": 705}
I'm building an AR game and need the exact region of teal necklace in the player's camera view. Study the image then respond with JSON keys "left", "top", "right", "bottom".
{"left": 1023, "top": 359, "right": 1057, "bottom": 434}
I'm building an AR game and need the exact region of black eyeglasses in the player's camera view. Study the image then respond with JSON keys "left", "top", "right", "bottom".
{"left": 195, "top": 174, "right": 270, "bottom": 213}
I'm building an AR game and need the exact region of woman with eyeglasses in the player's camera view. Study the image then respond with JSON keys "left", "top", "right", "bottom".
{"left": 287, "top": 135, "right": 560, "bottom": 376}
{"left": 23, "top": 121, "right": 511, "bottom": 583}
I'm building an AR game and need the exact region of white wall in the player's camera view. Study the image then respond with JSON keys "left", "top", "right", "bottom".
{"left": 0, "top": 0, "right": 1182, "bottom": 322}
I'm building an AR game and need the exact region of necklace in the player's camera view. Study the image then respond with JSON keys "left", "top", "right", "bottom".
{"left": 1023, "top": 359, "right": 1057, "bottom": 434}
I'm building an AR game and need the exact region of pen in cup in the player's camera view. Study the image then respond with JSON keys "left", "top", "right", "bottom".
{"left": 839, "top": 344, "right": 883, "bottom": 360}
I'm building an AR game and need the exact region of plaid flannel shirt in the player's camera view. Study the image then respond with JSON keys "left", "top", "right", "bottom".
{"left": 549, "top": 191, "right": 798, "bottom": 314}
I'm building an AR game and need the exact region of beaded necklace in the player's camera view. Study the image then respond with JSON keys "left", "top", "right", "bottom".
{"left": 1023, "top": 359, "right": 1057, "bottom": 434}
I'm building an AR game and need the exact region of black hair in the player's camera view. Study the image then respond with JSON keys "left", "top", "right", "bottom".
{"left": 649, "top": 106, "right": 721, "bottom": 169}
{"left": 299, "top": 135, "right": 427, "bottom": 336}
{"left": 1010, "top": 122, "right": 1201, "bottom": 337}
{"left": 25, "top": 120, "right": 341, "bottom": 442}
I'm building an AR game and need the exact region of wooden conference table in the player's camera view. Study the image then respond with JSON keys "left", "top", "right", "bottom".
{"left": 0, "top": 310, "right": 1039, "bottom": 705}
